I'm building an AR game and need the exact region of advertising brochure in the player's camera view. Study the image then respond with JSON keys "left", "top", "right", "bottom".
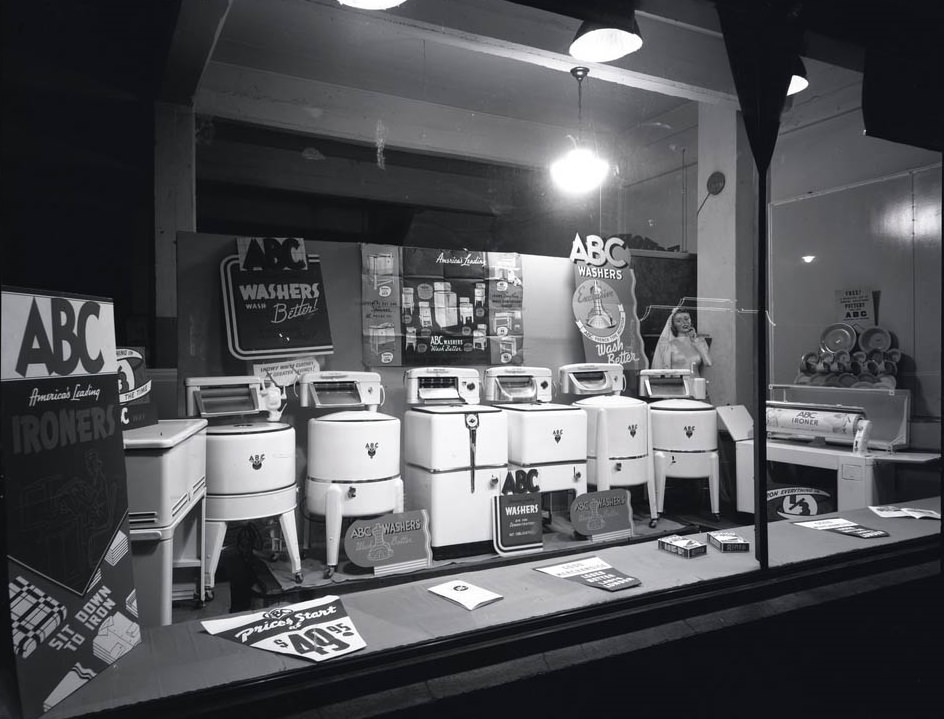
{"left": 868, "top": 505, "right": 941, "bottom": 521}
{"left": 535, "top": 556, "right": 641, "bottom": 592}
{"left": 657, "top": 535, "right": 708, "bottom": 558}
{"left": 793, "top": 517, "right": 889, "bottom": 539}
{"left": 706, "top": 530, "right": 751, "bottom": 552}
{"left": 202, "top": 596, "right": 365, "bottom": 663}
{"left": 427, "top": 580, "right": 504, "bottom": 610}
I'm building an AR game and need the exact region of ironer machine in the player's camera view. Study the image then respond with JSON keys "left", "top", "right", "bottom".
{"left": 559, "top": 363, "right": 656, "bottom": 526}
{"left": 484, "top": 366, "right": 587, "bottom": 517}
{"left": 299, "top": 371, "right": 403, "bottom": 577}
{"left": 403, "top": 367, "right": 508, "bottom": 553}
{"left": 186, "top": 376, "right": 302, "bottom": 593}
{"left": 733, "top": 386, "right": 939, "bottom": 513}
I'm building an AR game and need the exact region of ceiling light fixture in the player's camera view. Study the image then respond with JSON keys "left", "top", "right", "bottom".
{"left": 337, "top": 1, "right": 407, "bottom": 10}
{"left": 569, "top": 13, "right": 643, "bottom": 63}
{"left": 550, "top": 67, "right": 610, "bottom": 194}
{"left": 787, "top": 57, "right": 809, "bottom": 95}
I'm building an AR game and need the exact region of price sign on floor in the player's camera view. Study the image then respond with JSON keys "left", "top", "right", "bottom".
{"left": 202, "top": 596, "right": 365, "bottom": 663}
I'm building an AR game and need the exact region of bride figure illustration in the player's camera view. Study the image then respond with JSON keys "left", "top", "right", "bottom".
{"left": 652, "top": 308, "right": 712, "bottom": 377}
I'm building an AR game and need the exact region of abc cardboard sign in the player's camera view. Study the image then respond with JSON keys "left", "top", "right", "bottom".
{"left": 2, "top": 287, "right": 140, "bottom": 718}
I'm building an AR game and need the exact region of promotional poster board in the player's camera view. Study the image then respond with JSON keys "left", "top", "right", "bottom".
{"left": 361, "top": 244, "right": 524, "bottom": 367}
{"left": 1, "top": 287, "right": 141, "bottom": 718}
{"left": 220, "top": 237, "right": 334, "bottom": 360}
{"left": 569, "top": 233, "right": 648, "bottom": 370}
{"left": 835, "top": 287, "right": 875, "bottom": 331}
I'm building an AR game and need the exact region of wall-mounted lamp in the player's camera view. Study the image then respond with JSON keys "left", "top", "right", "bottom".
{"left": 550, "top": 67, "right": 610, "bottom": 194}
{"left": 338, "top": 1, "right": 407, "bottom": 10}
{"left": 801, "top": 255, "right": 816, "bottom": 263}
{"left": 787, "top": 57, "right": 809, "bottom": 95}
{"left": 569, "top": 13, "right": 643, "bottom": 63}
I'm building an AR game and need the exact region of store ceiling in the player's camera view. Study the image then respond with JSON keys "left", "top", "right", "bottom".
{"left": 193, "top": 0, "right": 882, "bottom": 170}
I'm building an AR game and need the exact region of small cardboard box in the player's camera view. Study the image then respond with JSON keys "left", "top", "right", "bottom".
{"left": 707, "top": 530, "right": 751, "bottom": 553}
{"left": 657, "top": 534, "right": 707, "bottom": 558}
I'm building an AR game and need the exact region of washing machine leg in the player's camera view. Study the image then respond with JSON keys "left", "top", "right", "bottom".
{"left": 708, "top": 451, "right": 720, "bottom": 519}
{"left": 278, "top": 510, "right": 303, "bottom": 584}
{"left": 393, "top": 477, "right": 404, "bottom": 513}
{"left": 204, "top": 520, "right": 228, "bottom": 593}
{"left": 324, "top": 484, "right": 344, "bottom": 578}
{"left": 646, "top": 461, "right": 658, "bottom": 528}
{"left": 654, "top": 452, "right": 668, "bottom": 515}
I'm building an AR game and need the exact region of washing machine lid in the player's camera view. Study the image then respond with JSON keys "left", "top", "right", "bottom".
{"left": 315, "top": 410, "right": 398, "bottom": 423}
{"left": 409, "top": 404, "right": 502, "bottom": 415}
{"left": 497, "top": 403, "right": 582, "bottom": 413}
{"left": 651, "top": 399, "right": 713, "bottom": 411}
{"left": 123, "top": 418, "right": 207, "bottom": 449}
{"left": 575, "top": 395, "right": 646, "bottom": 408}
{"left": 207, "top": 421, "right": 292, "bottom": 435}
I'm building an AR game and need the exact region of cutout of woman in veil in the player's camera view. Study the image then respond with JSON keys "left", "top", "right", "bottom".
{"left": 651, "top": 307, "right": 712, "bottom": 377}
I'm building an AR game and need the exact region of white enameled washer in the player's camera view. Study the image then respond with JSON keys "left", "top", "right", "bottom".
{"left": 648, "top": 394, "right": 720, "bottom": 520}
{"left": 186, "top": 376, "right": 302, "bottom": 592}
{"left": 300, "top": 371, "right": 403, "bottom": 577}
{"left": 560, "top": 363, "right": 657, "bottom": 526}
{"left": 484, "top": 366, "right": 587, "bottom": 505}
{"left": 402, "top": 368, "right": 507, "bottom": 553}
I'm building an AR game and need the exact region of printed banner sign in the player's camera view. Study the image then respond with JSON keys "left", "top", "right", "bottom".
{"left": 202, "top": 595, "right": 365, "bottom": 662}
{"left": 569, "top": 233, "right": 648, "bottom": 370}
{"left": 343, "top": 510, "right": 432, "bottom": 576}
{"left": 535, "top": 556, "right": 641, "bottom": 592}
{"left": 251, "top": 356, "right": 321, "bottom": 389}
{"left": 793, "top": 517, "right": 889, "bottom": 539}
{"left": 492, "top": 494, "right": 544, "bottom": 556}
{"left": 835, "top": 287, "right": 875, "bottom": 331}
{"left": 766, "top": 485, "right": 835, "bottom": 522}
{"left": 221, "top": 237, "right": 333, "bottom": 360}
{"left": 2, "top": 287, "right": 140, "bottom": 718}
{"left": 361, "top": 244, "right": 524, "bottom": 366}
{"left": 570, "top": 489, "right": 634, "bottom": 541}
{"left": 116, "top": 347, "right": 158, "bottom": 432}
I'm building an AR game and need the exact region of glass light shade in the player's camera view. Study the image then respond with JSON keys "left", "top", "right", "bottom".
{"left": 338, "top": 1, "right": 407, "bottom": 9}
{"left": 550, "top": 147, "right": 610, "bottom": 194}
{"left": 787, "top": 73, "right": 809, "bottom": 95}
{"left": 569, "top": 21, "right": 643, "bottom": 63}
{"left": 787, "top": 57, "right": 808, "bottom": 95}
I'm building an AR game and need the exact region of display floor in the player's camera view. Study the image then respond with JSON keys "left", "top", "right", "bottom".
{"left": 43, "top": 497, "right": 940, "bottom": 719}
{"left": 171, "top": 504, "right": 713, "bottom": 624}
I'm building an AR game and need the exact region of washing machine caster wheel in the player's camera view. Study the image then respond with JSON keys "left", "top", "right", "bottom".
{"left": 293, "top": 572, "right": 303, "bottom": 584}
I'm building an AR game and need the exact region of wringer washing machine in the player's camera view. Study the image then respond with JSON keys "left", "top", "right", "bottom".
{"left": 639, "top": 368, "right": 719, "bottom": 521}
{"left": 403, "top": 367, "right": 508, "bottom": 554}
{"left": 186, "top": 376, "right": 302, "bottom": 594}
{"left": 298, "top": 371, "right": 403, "bottom": 577}
{"left": 559, "top": 363, "right": 657, "bottom": 527}
{"left": 483, "top": 366, "right": 587, "bottom": 520}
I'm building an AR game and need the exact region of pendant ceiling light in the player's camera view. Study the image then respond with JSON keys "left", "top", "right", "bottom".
{"left": 569, "top": 13, "right": 643, "bottom": 63}
{"left": 787, "top": 56, "right": 809, "bottom": 95}
{"left": 338, "top": 1, "right": 407, "bottom": 10}
{"left": 550, "top": 67, "right": 610, "bottom": 194}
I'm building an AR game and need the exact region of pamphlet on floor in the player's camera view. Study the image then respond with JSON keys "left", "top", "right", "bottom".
{"left": 868, "top": 505, "right": 941, "bottom": 520}
{"left": 793, "top": 517, "right": 889, "bottom": 539}
{"left": 428, "top": 579, "right": 503, "bottom": 610}
{"left": 534, "top": 556, "right": 641, "bottom": 592}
